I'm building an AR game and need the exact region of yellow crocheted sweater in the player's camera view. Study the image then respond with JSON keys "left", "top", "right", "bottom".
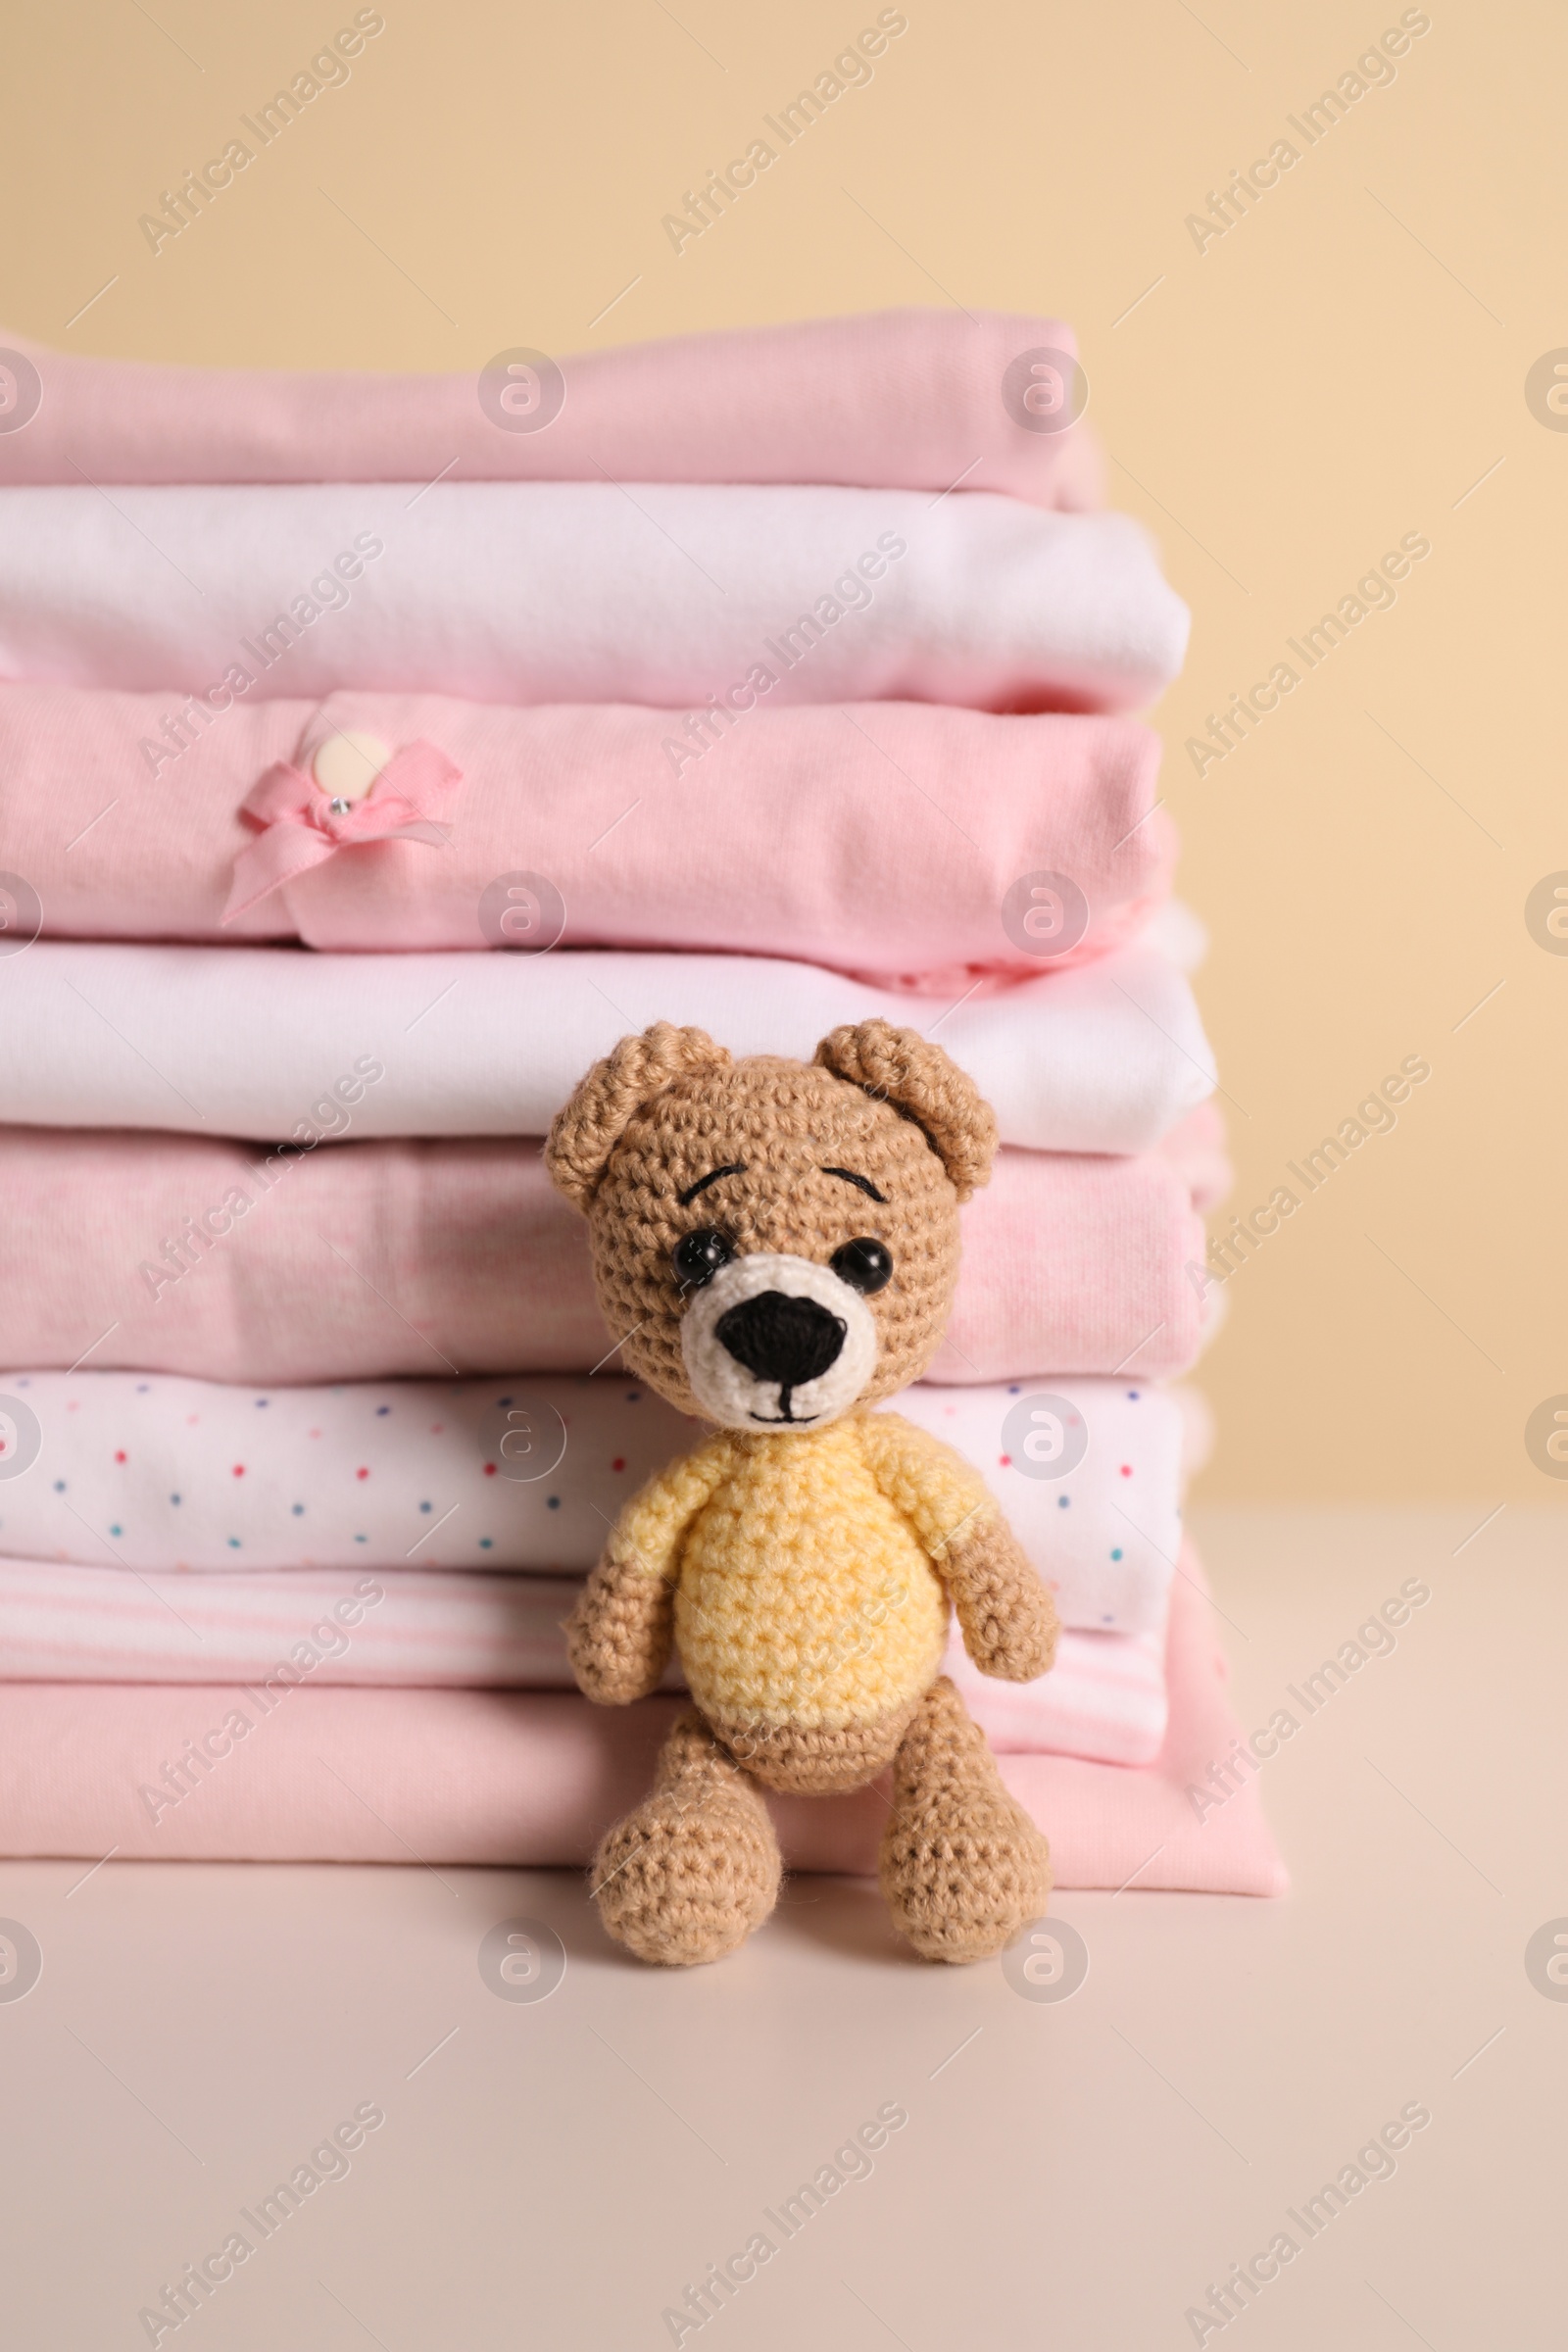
{"left": 606, "top": 1410, "right": 999, "bottom": 1732}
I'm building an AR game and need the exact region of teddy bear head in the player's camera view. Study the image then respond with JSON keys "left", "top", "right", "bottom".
{"left": 545, "top": 1019, "right": 997, "bottom": 1429}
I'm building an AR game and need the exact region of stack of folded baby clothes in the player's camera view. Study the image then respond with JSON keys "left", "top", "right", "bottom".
{"left": 0, "top": 311, "right": 1281, "bottom": 1893}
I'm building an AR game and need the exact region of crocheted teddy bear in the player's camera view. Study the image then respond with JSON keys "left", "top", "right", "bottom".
{"left": 545, "top": 1018, "right": 1056, "bottom": 1967}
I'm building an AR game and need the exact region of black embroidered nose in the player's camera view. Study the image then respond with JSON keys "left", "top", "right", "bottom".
{"left": 713, "top": 1292, "right": 846, "bottom": 1391}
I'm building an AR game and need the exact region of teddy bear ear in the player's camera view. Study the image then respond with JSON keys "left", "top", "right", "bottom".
{"left": 545, "top": 1022, "right": 733, "bottom": 1211}
{"left": 813, "top": 1019, "right": 998, "bottom": 1202}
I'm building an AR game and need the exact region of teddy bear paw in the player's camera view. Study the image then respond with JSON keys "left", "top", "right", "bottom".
{"left": 589, "top": 1710, "right": 783, "bottom": 1966}
{"left": 879, "top": 1676, "right": 1053, "bottom": 1964}
{"left": 881, "top": 1794, "right": 1053, "bottom": 1965}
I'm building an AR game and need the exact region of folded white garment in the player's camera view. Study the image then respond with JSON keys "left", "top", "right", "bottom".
{"left": 0, "top": 941, "right": 1214, "bottom": 1154}
{"left": 0, "top": 483, "right": 1189, "bottom": 713}
{"left": 0, "top": 1372, "right": 1183, "bottom": 1635}
{"left": 0, "top": 1555, "right": 1166, "bottom": 1765}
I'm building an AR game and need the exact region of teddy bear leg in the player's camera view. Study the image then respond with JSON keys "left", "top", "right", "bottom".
{"left": 879, "top": 1675, "right": 1052, "bottom": 1964}
{"left": 589, "top": 1706, "right": 783, "bottom": 1967}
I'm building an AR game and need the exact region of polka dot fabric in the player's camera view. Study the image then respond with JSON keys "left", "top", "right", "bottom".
{"left": 0, "top": 1371, "right": 1185, "bottom": 1632}
{"left": 896, "top": 1378, "right": 1184, "bottom": 1634}
{"left": 0, "top": 1371, "right": 692, "bottom": 1577}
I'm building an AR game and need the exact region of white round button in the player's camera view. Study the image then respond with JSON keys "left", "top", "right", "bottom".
{"left": 312, "top": 730, "right": 392, "bottom": 804}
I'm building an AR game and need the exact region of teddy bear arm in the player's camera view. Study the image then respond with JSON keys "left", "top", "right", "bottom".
{"left": 938, "top": 1513, "right": 1059, "bottom": 1684}
{"left": 564, "top": 1436, "right": 736, "bottom": 1704}
{"left": 564, "top": 1547, "right": 675, "bottom": 1704}
{"left": 856, "top": 1412, "right": 1056, "bottom": 1683}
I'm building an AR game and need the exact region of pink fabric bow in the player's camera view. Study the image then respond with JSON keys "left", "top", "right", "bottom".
{"left": 222, "top": 741, "right": 464, "bottom": 923}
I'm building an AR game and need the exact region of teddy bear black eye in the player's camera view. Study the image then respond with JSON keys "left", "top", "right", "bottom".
{"left": 673, "top": 1229, "right": 735, "bottom": 1291}
{"left": 830, "top": 1238, "right": 893, "bottom": 1295}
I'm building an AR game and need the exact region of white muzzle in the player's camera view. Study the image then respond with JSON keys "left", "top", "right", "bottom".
{"left": 680, "top": 1251, "right": 880, "bottom": 1430}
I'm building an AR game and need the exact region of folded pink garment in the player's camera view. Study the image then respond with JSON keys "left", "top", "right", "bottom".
{"left": 926, "top": 1142, "right": 1209, "bottom": 1382}
{"left": 0, "top": 1128, "right": 1209, "bottom": 1384}
{"left": 1158, "top": 1097, "right": 1232, "bottom": 1215}
{"left": 0, "top": 1560, "right": 1165, "bottom": 1766}
{"left": 0, "top": 684, "right": 1171, "bottom": 980}
{"left": 0, "top": 1546, "right": 1283, "bottom": 1892}
{"left": 0, "top": 310, "right": 1100, "bottom": 506}
{"left": 945, "top": 1618, "right": 1165, "bottom": 1764}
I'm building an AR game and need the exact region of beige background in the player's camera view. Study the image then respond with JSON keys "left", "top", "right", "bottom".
{"left": 4, "top": 0, "right": 1564, "bottom": 1500}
